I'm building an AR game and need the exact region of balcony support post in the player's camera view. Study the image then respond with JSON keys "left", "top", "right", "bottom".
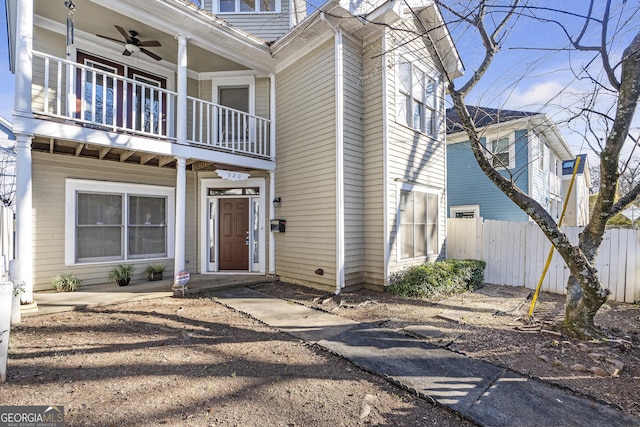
{"left": 173, "top": 34, "right": 188, "bottom": 286}
{"left": 173, "top": 156, "right": 187, "bottom": 286}
{"left": 14, "top": 0, "right": 34, "bottom": 119}
{"left": 14, "top": 134, "right": 34, "bottom": 306}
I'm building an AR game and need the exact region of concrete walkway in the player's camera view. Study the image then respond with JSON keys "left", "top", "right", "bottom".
{"left": 26, "top": 274, "right": 275, "bottom": 316}
{"left": 213, "top": 287, "right": 640, "bottom": 427}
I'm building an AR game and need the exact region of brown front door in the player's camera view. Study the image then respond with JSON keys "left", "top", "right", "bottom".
{"left": 219, "top": 198, "right": 249, "bottom": 270}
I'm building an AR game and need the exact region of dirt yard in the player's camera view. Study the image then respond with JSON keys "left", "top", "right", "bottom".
{"left": 1, "top": 281, "right": 639, "bottom": 426}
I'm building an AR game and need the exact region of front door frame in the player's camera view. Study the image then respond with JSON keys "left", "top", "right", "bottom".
{"left": 200, "top": 177, "right": 266, "bottom": 273}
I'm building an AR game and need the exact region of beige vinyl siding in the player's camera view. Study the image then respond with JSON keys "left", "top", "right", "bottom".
{"left": 384, "top": 28, "right": 448, "bottom": 275}
{"left": 275, "top": 39, "right": 336, "bottom": 291}
{"left": 200, "top": 80, "right": 213, "bottom": 102}
{"left": 32, "top": 27, "right": 66, "bottom": 115}
{"left": 186, "top": 77, "right": 200, "bottom": 140}
{"left": 343, "top": 37, "right": 365, "bottom": 287}
{"left": 362, "top": 36, "right": 386, "bottom": 286}
{"left": 31, "top": 153, "right": 197, "bottom": 291}
{"left": 255, "top": 77, "right": 270, "bottom": 119}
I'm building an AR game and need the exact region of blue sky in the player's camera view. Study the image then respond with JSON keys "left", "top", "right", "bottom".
{"left": 1, "top": 1, "right": 637, "bottom": 157}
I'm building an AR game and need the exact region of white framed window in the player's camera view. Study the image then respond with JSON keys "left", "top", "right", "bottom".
{"left": 450, "top": 205, "right": 480, "bottom": 219}
{"left": 486, "top": 132, "right": 515, "bottom": 169}
{"left": 538, "top": 137, "right": 545, "bottom": 171}
{"left": 217, "top": 0, "right": 280, "bottom": 13}
{"left": 212, "top": 74, "right": 256, "bottom": 116}
{"left": 65, "top": 179, "right": 175, "bottom": 265}
{"left": 397, "top": 184, "right": 440, "bottom": 260}
{"left": 397, "top": 57, "right": 439, "bottom": 137}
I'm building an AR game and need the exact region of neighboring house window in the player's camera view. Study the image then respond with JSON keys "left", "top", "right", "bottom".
{"left": 397, "top": 58, "right": 438, "bottom": 137}
{"left": 538, "top": 138, "right": 545, "bottom": 171}
{"left": 218, "top": 0, "right": 279, "bottom": 13}
{"left": 398, "top": 186, "right": 439, "bottom": 259}
{"left": 487, "top": 132, "right": 515, "bottom": 169}
{"left": 450, "top": 205, "right": 480, "bottom": 219}
{"left": 66, "top": 180, "right": 175, "bottom": 264}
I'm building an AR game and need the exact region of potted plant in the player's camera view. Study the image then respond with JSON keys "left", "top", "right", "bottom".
{"left": 145, "top": 263, "right": 165, "bottom": 281}
{"left": 108, "top": 264, "right": 134, "bottom": 287}
{"left": 51, "top": 273, "right": 82, "bottom": 292}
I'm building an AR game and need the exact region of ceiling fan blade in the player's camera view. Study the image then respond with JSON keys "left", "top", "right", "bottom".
{"left": 138, "top": 40, "right": 161, "bottom": 47}
{"left": 140, "top": 48, "right": 162, "bottom": 61}
{"left": 96, "top": 34, "right": 126, "bottom": 45}
{"left": 122, "top": 49, "right": 132, "bottom": 57}
{"left": 115, "top": 25, "right": 132, "bottom": 43}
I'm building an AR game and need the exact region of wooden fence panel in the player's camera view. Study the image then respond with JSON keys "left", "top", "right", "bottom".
{"left": 626, "top": 229, "right": 640, "bottom": 303}
{"left": 0, "top": 207, "right": 13, "bottom": 277}
{"left": 446, "top": 218, "right": 481, "bottom": 260}
{"left": 447, "top": 218, "right": 640, "bottom": 303}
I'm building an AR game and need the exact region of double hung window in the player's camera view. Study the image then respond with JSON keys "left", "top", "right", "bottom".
{"left": 487, "top": 132, "right": 515, "bottom": 169}
{"left": 218, "top": 0, "right": 278, "bottom": 12}
{"left": 398, "top": 59, "right": 438, "bottom": 137}
{"left": 67, "top": 180, "right": 174, "bottom": 264}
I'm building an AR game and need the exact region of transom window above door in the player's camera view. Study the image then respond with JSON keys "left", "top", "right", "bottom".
{"left": 217, "top": 0, "right": 280, "bottom": 13}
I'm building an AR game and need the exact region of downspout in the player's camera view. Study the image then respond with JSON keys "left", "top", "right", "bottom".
{"left": 269, "top": 73, "right": 276, "bottom": 276}
{"left": 381, "top": 31, "right": 390, "bottom": 285}
{"left": 320, "top": 13, "right": 345, "bottom": 295}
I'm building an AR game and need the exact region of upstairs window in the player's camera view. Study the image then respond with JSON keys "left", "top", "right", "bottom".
{"left": 397, "top": 58, "right": 438, "bottom": 137}
{"left": 487, "top": 132, "right": 515, "bottom": 169}
{"left": 218, "top": 0, "right": 279, "bottom": 13}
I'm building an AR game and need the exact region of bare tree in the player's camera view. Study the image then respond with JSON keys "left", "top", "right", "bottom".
{"left": 437, "top": 0, "right": 640, "bottom": 338}
{"left": 619, "top": 157, "right": 640, "bottom": 199}
{"left": 0, "top": 146, "right": 16, "bottom": 208}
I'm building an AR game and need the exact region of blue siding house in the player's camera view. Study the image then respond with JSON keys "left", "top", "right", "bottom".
{"left": 446, "top": 107, "right": 576, "bottom": 222}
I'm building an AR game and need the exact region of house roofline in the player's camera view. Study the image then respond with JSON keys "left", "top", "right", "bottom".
{"left": 447, "top": 112, "right": 574, "bottom": 160}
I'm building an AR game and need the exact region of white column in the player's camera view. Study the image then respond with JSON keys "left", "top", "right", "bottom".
{"left": 173, "top": 157, "right": 186, "bottom": 283}
{"left": 176, "top": 34, "right": 188, "bottom": 145}
{"left": 15, "top": 134, "right": 33, "bottom": 303}
{"left": 14, "top": 0, "right": 33, "bottom": 117}
{"left": 173, "top": 34, "right": 188, "bottom": 285}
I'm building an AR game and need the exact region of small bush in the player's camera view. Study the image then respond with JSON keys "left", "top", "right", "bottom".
{"left": 387, "top": 259, "right": 486, "bottom": 299}
{"left": 51, "top": 273, "right": 82, "bottom": 292}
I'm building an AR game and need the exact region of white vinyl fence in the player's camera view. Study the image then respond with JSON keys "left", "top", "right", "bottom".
{"left": 0, "top": 207, "right": 13, "bottom": 278}
{"left": 447, "top": 218, "right": 640, "bottom": 303}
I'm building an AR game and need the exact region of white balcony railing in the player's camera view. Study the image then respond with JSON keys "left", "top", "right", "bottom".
{"left": 187, "top": 96, "right": 270, "bottom": 158}
{"left": 31, "top": 51, "right": 270, "bottom": 159}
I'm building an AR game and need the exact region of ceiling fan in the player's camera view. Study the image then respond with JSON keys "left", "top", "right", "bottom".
{"left": 96, "top": 25, "right": 162, "bottom": 61}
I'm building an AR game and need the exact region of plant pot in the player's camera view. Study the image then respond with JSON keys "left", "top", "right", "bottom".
{"left": 148, "top": 272, "right": 163, "bottom": 281}
{"left": 117, "top": 278, "right": 130, "bottom": 287}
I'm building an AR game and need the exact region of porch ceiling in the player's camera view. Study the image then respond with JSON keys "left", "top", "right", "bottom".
{"left": 31, "top": 136, "right": 254, "bottom": 173}
{"left": 34, "top": 0, "right": 268, "bottom": 73}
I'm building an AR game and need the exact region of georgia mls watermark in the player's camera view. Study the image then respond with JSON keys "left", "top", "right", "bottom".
{"left": 0, "top": 406, "right": 64, "bottom": 427}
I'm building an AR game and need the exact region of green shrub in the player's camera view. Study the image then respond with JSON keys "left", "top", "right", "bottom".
{"left": 51, "top": 273, "right": 82, "bottom": 292}
{"left": 387, "top": 259, "right": 486, "bottom": 299}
